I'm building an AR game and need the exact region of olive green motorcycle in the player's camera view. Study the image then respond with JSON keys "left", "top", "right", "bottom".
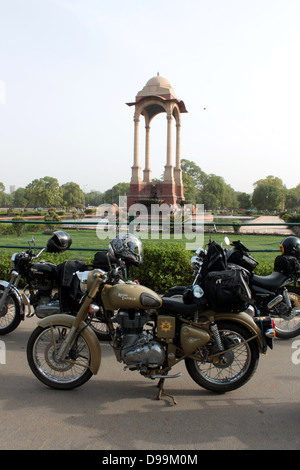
{"left": 26, "top": 266, "right": 275, "bottom": 401}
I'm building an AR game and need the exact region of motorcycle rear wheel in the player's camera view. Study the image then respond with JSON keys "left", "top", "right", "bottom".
{"left": 27, "top": 325, "right": 93, "bottom": 390}
{"left": 185, "top": 321, "right": 259, "bottom": 393}
{"left": 273, "top": 287, "right": 300, "bottom": 339}
{"left": 0, "top": 286, "right": 22, "bottom": 335}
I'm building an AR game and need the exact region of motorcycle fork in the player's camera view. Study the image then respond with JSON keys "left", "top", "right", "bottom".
{"left": 55, "top": 274, "right": 104, "bottom": 361}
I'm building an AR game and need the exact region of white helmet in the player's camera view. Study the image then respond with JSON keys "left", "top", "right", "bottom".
{"left": 108, "top": 233, "right": 143, "bottom": 267}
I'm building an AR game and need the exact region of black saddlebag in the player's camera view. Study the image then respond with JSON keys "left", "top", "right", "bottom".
{"left": 274, "top": 254, "right": 300, "bottom": 276}
{"left": 204, "top": 268, "right": 252, "bottom": 313}
{"left": 93, "top": 252, "right": 119, "bottom": 270}
{"left": 56, "top": 260, "right": 88, "bottom": 312}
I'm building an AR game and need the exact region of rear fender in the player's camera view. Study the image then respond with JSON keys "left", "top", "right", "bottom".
{"left": 213, "top": 311, "right": 266, "bottom": 353}
{"left": 37, "top": 314, "right": 101, "bottom": 374}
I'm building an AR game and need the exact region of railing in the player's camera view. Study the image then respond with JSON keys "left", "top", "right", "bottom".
{"left": 0, "top": 219, "right": 299, "bottom": 252}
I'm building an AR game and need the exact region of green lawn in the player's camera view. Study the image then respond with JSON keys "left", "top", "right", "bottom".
{"left": 0, "top": 228, "right": 282, "bottom": 264}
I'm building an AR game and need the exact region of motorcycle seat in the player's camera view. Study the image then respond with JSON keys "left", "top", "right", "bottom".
{"left": 161, "top": 297, "right": 199, "bottom": 316}
{"left": 252, "top": 271, "right": 288, "bottom": 290}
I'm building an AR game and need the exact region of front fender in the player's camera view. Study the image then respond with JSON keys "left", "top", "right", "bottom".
{"left": 37, "top": 314, "right": 101, "bottom": 374}
{"left": 213, "top": 311, "right": 265, "bottom": 353}
{"left": 0, "top": 280, "right": 25, "bottom": 320}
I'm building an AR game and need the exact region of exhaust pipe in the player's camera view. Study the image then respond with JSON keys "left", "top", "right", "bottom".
{"left": 265, "top": 328, "right": 276, "bottom": 338}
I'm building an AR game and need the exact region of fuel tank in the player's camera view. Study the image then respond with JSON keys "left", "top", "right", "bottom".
{"left": 101, "top": 283, "right": 162, "bottom": 310}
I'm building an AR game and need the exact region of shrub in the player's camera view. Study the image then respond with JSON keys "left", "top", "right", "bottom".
{"left": 0, "top": 224, "right": 14, "bottom": 235}
{"left": 232, "top": 221, "right": 242, "bottom": 234}
{"left": 0, "top": 254, "right": 12, "bottom": 281}
{"left": 254, "top": 261, "right": 273, "bottom": 276}
{"left": 12, "top": 216, "right": 26, "bottom": 237}
{"left": 134, "top": 242, "right": 193, "bottom": 293}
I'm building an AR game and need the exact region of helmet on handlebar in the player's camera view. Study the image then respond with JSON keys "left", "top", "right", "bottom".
{"left": 108, "top": 233, "right": 143, "bottom": 267}
{"left": 46, "top": 231, "right": 72, "bottom": 253}
{"left": 280, "top": 236, "right": 300, "bottom": 259}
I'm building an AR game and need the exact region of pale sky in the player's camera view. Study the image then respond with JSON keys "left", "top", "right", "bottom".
{"left": 1, "top": 0, "right": 300, "bottom": 195}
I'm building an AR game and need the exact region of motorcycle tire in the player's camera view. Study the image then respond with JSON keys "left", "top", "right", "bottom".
{"left": 185, "top": 321, "right": 259, "bottom": 393}
{"left": 27, "top": 324, "right": 93, "bottom": 390}
{"left": 273, "top": 287, "right": 300, "bottom": 339}
{"left": 0, "top": 286, "right": 22, "bottom": 335}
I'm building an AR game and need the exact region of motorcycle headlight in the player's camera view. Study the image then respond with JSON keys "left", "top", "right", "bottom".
{"left": 76, "top": 271, "right": 89, "bottom": 293}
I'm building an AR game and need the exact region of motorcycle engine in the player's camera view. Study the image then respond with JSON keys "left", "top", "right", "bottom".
{"left": 114, "top": 310, "right": 166, "bottom": 370}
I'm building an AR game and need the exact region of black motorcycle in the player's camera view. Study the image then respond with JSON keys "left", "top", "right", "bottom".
{"left": 165, "top": 237, "right": 300, "bottom": 339}
{"left": 0, "top": 231, "right": 73, "bottom": 335}
{"left": 226, "top": 238, "right": 300, "bottom": 339}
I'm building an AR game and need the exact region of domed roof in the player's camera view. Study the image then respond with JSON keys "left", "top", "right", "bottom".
{"left": 136, "top": 73, "right": 177, "bottom": 99}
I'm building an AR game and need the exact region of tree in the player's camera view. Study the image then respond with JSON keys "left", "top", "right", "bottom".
{"left": 25, "top": 177, "right": 62, "bottom": 208}
{"left": 181, "top": 159, "right": 206, "bottom": 205}
{"left": 254, "top": 175, "right": 284, "bottom": 189}
{"left": 285, "top": 189, "right": 300, "bottom": 211}
{"left": 237, "top": 192, "right": 252, "bottom": 210}
{"left": 201, "top": 174, "right": 225, "bottom": 210}
{"left": 102, "top": 182, "right": 130, "bottom": 204}
{"left": 61, "top": 182, "right": 84, "bottom": 208}
{"left": 252, "top": 183, "right": 282, "bottom": 211}
{"left": 181, "top": 172, "right": 198, "bottom": 204}
{"left": 252, "top": 175, "right": 285, "bottom": 211}
{"left": 13, "top": 188, "right": 28, "bottom": 208}
{"left": 85, "top": 191, "right": 103, "bottom": 206}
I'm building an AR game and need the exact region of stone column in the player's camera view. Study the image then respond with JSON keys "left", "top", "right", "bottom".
{"left": 164, "top": 113, "right": 174, "bottom": 182}
{"left": 174, "top": 122, "right": 182, "bottom": 185}
{"left": 143, "top": 124, "right": 151, "bottom": 183}
{"left": 131, "top": 116, "right": 141, "bottom": 183}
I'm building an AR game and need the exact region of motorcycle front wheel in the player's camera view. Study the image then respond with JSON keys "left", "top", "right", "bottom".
{"left": 27, "top": 325, "right": 93, "bottom": 390}
{"left": 0, "top": 286, "right": 22, "bottom": 335}
{"left": 185, "top": 321, "right": 259, "bottom": 393}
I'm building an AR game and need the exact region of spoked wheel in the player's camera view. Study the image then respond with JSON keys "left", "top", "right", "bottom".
{"left": 0, "top": 286, "right": 22, "bottom": 335}
{"left": 27, "top": 324, "right": 93, "bottom": 389}
{"left": 273, "top": 287, "right": 300, "bottom": 339}
{"left": 185, "top": 321, "right": 259, "bottom": 393}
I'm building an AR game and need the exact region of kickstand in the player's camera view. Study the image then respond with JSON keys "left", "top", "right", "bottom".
{"left": 157, "top": 378, "right": 177, "bottom": 405}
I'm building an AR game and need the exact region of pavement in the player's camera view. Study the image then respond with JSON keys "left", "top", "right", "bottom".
{"left": 0, "top": 316, "right": 299, "bottom": 451}
{"left": 240, "top": 216, "right": 293, "bottom": 235}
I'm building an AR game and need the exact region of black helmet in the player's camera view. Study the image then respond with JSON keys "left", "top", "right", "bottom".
{"left": 280, "top": 236, "right": 300, "bottom": 259}
{"left": 47, "top": 231, "right": 72, "bottom": 253}
{"left": 108, "top": 233, "right": 143, "bottom": 267}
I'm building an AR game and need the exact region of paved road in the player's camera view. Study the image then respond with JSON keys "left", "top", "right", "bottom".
{"left": 0, "top": 317, "right": 299, "bottom": 451}
{"left": 240, "top": 216, "right": 293, "bottom": 235}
